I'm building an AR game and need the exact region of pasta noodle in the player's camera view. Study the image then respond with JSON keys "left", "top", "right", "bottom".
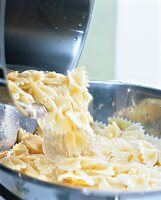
{"left": 0, "top": 67, "right": 161, "bottom": 190}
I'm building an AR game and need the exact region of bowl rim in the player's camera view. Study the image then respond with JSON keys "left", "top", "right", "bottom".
{"left": 90, "top": 80, "right": 161, "bottom": 92}
{"left": 0, "top": 80, "right": 161, "bottom": 198}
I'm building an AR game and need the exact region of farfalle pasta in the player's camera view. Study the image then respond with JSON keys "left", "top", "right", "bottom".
{"left": 0, "top": 67, "right": 161, "bottom": 190}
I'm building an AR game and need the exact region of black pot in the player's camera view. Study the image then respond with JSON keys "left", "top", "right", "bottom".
{"left": 3, "top": 0, "right": 94, "bottom": 73}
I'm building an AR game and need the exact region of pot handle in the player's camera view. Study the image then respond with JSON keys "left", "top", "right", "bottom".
{"left": 0, "top": 0, "right": 5, "bottom": 67}
{"left": 0, "top": 0, "right": 13, "bottom": 105}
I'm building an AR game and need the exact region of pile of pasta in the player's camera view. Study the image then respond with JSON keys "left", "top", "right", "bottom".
{"left": 0, "top": 67, "right": 161, "bottom": 190}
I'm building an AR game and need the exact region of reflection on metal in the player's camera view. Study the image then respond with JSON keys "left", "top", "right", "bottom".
{"left": 0, "top": 104, "right": 19, "bottom": 151}
{"left": 89, "top": 81, "right": 161, "bottom": 139}
{"left": 116, "top": 98, "right": 161, "bottom": 137}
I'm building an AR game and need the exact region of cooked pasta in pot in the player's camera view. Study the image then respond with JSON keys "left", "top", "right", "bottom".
{"left": 0, "top": 67, "right": 161, "bottom": 190}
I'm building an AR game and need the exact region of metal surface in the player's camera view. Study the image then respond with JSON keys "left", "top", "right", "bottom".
{"left": 0, "top": 81, "right": 161, "bottom": 200}
{"left": 5, "top": 0, "right": 94, "bottom": 73}
{"left": 0, "top": 104, "right": 37, "bottom": 151}
{"left": 89, "top": 81, "right": 161, "bottom": 137}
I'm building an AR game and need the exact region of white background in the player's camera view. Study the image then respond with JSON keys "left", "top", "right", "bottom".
{"left": 115, "top": 0, "right": 161, "bottom": 88}
{"left": 80, "top": 0, "right": 161, "bottom": 89}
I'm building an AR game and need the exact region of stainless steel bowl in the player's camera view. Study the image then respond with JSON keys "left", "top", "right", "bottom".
{"left": 0, "top": 81, "right": 161, "bottom": 200}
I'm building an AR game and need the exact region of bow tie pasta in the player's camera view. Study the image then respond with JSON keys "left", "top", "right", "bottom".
{"left": 0, "top": 67, "right": 161, "bottom": 190}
